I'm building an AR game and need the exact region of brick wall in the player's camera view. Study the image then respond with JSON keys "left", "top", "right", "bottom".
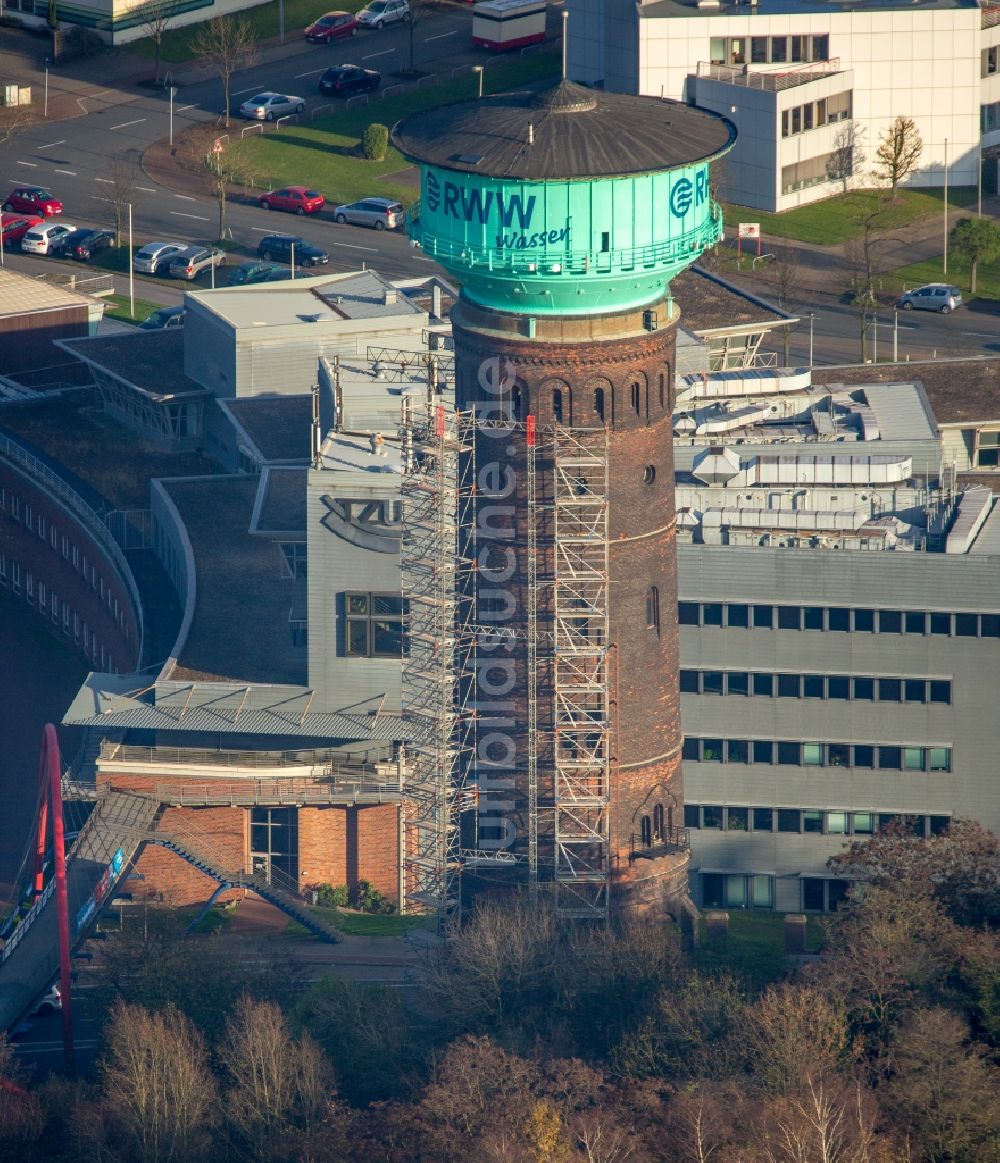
{"left": 354, "top": 804, "right": 400, "bottom": 900}
{"left": 130, "top": 806, "right": 246, "bottom": 907}
{"left": 298, "top": 806, "right": 349, "bottom": 891}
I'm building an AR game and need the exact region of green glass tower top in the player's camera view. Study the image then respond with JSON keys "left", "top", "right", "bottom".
{"left": 393, "top": 80, "right": 735, "bottom": 316}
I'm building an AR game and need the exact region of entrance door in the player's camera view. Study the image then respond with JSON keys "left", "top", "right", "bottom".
{"left": 249, "top": 807, "right": 298, "bottom": 885}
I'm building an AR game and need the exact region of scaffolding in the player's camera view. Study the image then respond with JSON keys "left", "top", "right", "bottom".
{"left": 399, "top": 396, "right": 477, "bottom": 923}
{"left": 400, "top": 408, "right": 612, "bottom": 923}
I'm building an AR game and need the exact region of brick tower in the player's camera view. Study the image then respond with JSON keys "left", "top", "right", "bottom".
{"left": 394, "top": 80, "right": 734, "bottom": 922}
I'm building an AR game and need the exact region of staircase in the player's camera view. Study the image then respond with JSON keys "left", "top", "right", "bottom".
{"left": 146, "top": 828, "right": 342, "bottom": 944}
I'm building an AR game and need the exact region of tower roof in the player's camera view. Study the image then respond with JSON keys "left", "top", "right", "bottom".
{"left": 392, "top": 78, "right": 735, "bottom": 181}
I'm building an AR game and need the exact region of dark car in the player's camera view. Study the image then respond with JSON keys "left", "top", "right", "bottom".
{"left": 61, "top": 228, "right": 114, "bottom": 262}
{"left": 257, "top": 235, "right": 329, "bottom": 267}
{"left": 304, "top": 10, "right": 358, "bottom": 41}
{"left": 318, "top": 65, "right": 381, "bottom": 97}
{"left": 139, "top": 306, "right": 186, "bottom": 330}
{"left": 226, "top": 261, "right": 291, "bottom": 286}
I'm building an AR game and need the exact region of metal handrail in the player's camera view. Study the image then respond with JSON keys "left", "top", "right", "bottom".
{"left": 629, "top": 826, "right": 691, "bottom": 862}
{"left": 0, "top": 433, "right": 145, "bottom": 663}
{"left": 695, "top": 58, "right": 843, "bottom": 90}
{"left": 146, "top": 778, "right": 403, "bottom": 804}
{"left": 100, "top": 741, "right": 395, "bottom": 775}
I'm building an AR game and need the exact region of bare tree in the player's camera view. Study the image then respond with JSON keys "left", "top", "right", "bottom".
{"left": 404, "top": 0, "right": 430, "bottom": 73}
{"left": 842, "top": 195, "right": 893, "bottom": 362}
{"left": 194, "top": 135, "right": 257, "bottom": 240}
{"left": 766, "top": 248, "right": 804, "bottom": 365}
{"left": 0, "top": 103, "right": 36, "bottom": 147}
{"left": 191, "top": 16, "right": 258, "bottom": 129}
{"left": 104, "top": 150, "right": 142, "bottom": 248}
{"left": 140, "top": 0, "right": 173, "bottom": 87}
{"left": 872, "top": 115, "right": 924, "bottom": 200}
{"left": 101, "top": 1000, "right": 218, "bottom": 1163}
{"left": 827, "top": 121, "right": 867, "bottom": 194}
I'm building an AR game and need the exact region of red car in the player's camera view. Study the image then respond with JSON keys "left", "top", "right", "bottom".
{"left": 258, "top": 186, "right": 325, "bottom": 215}
{"left": 3, "top": 187, "right": 64, "bottom": 217}
{"left": 1, "top": 213, "right": 43, "bottom": 247}
{"left": 304, "top": 10, "right": 358, "bottom": 41}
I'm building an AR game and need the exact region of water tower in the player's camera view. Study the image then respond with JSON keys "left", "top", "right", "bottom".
{"left": 393, "top": 77, "right": 734, "bottom": 922}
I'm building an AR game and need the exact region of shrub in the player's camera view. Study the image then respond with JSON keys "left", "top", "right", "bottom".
{"left": 361, "top": 122, "right": 389, "bottom": 162}
{"left": 352, "top": 880, "right": 395, "bottom": 914}
{"left": 312, "top": 883, "right": 349, "bottom": 908}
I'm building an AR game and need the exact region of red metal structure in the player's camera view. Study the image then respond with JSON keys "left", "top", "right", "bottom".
{"left": 32, "top": 724, "right": 74, "bottom": 1069}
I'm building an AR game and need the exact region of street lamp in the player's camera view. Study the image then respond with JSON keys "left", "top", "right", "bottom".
{"left": 943, "top": 137, "right": 949, "bottom": 276}
{"left": 808, "top": 312, "right": 815, "bottom": 368}
{"left": 44, "top": 58, "right": 49, "bottom": 119}
{"left": 169, "top": 85, "right": 178, "bottom": 147}
{"left": 893, "top": 308, "right": 899, "bottom": 363}
{"left": 473, "top": 66, "right": 484, "bottom": 99}
{"left": 128, "top": 202, "right": 134, "bottom": 320}
{"left": 279, "top": 0, "right": 285, "bottom": 43}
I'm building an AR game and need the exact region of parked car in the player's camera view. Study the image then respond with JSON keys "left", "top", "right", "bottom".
{"left": 62, "top": 228, "right": 115, "bottom": 262}
{"left": 226, "top": 261, "right": 291, "bottom": 286}
{"left": 896, "top": 283, "right": 963, "bottom": 314}
{"left": 304, "top": 10, "right": 358, "bottom": 41}
{"left": 30, "top": 984, "right": 62, "bottom": 1017}
{"left": 133, "top": 241, "right": 187, "bottom": 275}
{"left": 356, "top": 0, "right": 409, "bottom": 28}
{"left": 166, "top": 245, "right": 226, "bottom": 280}
{"left": 239, "top": 92, "right": 306, "bottom": 121}
{"left": 1, "top": 213, "right": 43, "bottom": 248}
{"left": 257, "top": 234, "right": 329, "bottom": 267}
{"left": 318, "top": 64, "right": 381, "bottom": 96}
{"left": 3, "top": 187, "right": 63, "bottom": 217}
{"left": 139, "top": 306, "right": 186, "bottom": 330}
{"left": 20, "top": 221, "right": 76, "bottom": 255}
{"left": 333, "top": 196, "right": 405, "bottom": 230}
{"left": 258, "top": 186, "right": 325, "bottom": 215}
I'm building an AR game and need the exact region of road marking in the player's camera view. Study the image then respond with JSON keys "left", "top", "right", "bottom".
{"left": 424, "top": 29, "right": 456, "bottom": 40}
{"left": 960, "top": 330, "right": 1000, "bottom": 339}
{"left": 136, "top": 186, "right": 156, "bottom": 193}
{"left": 333, "top": 241, "right": 377, "bottom": 252}
{"left": 174, "top": 194, "right": 197, "bottom": 201}
{"left": 362, "top": 48, "right": 396, "bottom": 59}
{"left": 54, "top": 169, "right": 77, "bottom": 175}
{"left": 94, "top": 177, "right": 113, "bottom": 184}
{"left": 295, "top": 67, "right": 327, "bottom": 78}
{"left": 90, "top": 195, "right": 111, "bottom": 202}
{"left": 232, "top": 86, "right": 260, "bottom": 96}
{"left": 171, "top": 211, "right": 210, "bottom": 221}
{"left": 251, "top": 226, "right": 275, "bottom": 233}
{"left": 36, "top": 140, "right": 66, "bottom": 150}
{"left": 16, "top": 161, "right": 38, "bottom": 167}
{"left": 108, "top": 118, "right": 146, "bottom": 130}
{"left": 176, "top": 103, "right": 195, "bottom": 112}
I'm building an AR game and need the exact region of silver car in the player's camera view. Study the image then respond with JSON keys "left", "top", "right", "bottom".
{"left": 356, "top": 0, "right": 409, "bottom": 27}
{"left": 239, "top": 92, "right": 305, "bottom": 121}
{"left": 133, "top": 241, "right": 186, "bottom": 275}
{"left": 21, "top": 222, "right": 75, "bottom": 255}
{"left": 166, "top": 245, "right": 226, "bottom": 280}
{"left": 333, "top": 197, "right": 406, "bottom": 230}
{"left": 896, "top": 283, "right": 963, "bottom": 313}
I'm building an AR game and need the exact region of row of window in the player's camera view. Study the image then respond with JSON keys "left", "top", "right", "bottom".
{"left": 682, "top": 737, "right": 952, "bottom": 772}
{"left": 1, "top": 487, "right": 133, "bottom": 646}
{"left": 780, "top": 92, "right": 851, "bottom": 138}
{"left": 710, "top": 33, "right": 830, "bottom": 67}
{"left": 686, "top": 804, "right": 951, "bottom": 837}
{"left": 700, "top": 873, "right": 849, "bottom": 914}
{"left": 678, "top": 600, "right": 1000, "bottom": 638}
{"left": 680, "top": 669, "right": 951, "bottom": 705}
{"left": 0, "top": 556, "right": 117, "bottom": 672}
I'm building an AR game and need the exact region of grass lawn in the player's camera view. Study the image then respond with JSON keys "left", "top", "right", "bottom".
{"left": 103, "top": 292, "right": 163, "bottom": 324}
{"left": 692, "top": 911, "right": 824, "bottom": 988}
{"left": 129, "top": 0, "right": 365, "bottom": 64}
{"left": 724, "top": 186, "right": 977, "bottom": 246}
{"left": 286, "top": 905, "right": 432, "bottom": 938}
{"left": 242, "top": 51, "right": 559, "bottom": 205}
{"left": 890, "top": 252, "right": 1000, "bottom": 300}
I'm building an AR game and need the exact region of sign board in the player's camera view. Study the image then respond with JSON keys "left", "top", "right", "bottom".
{"left": 212, "top": 139, "right": 225, "bottom": 154}
{"left": 737, "top": 222, "right": 761, "bottom": 239}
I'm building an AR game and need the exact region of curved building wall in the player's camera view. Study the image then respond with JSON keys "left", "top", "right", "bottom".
{"left": 0, "top": 442, "right": 143, "bottom": 674}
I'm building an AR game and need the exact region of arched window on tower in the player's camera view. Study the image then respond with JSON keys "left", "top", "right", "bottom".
{"left": 630, "top": 380, "right": 641, "bottom": 415}
{"left": 553, "top": 388, "right": 564, "bottom": 424}
{"left": 653, "top": 803, "right": 665, "bottom": 841}
{"left": 594, "top": 387, "right": 605, "bottom": 422}
{"left": 659, "top": 372, "right": 666, "bottom": 410}
{"left": 641, "top": 815, "right": 652, "bottom": 847}
{"left": 510, "top": 385, "right": 522, "bottom": 421}
{"left": 645, "top": 586, "right": 660, "bottom": 635}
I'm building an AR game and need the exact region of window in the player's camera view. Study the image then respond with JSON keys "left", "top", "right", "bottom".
{"left": 593, "top": 387, "right": 605, "bottom": 421}
{"left": 751, "top": 35, "right": 768, "bottom": 63}
{"left": 727, "top": 739, "right": 749, "bottom": 763}
{"left": 878, "top": 678, "right": 902, "bottom": 702}
{"left": 904, "top": 680, "right": 925, "bottom": 703}
{"left": 653, "top": 804, "right": 665, "bottom": 839}
{"left": 640, "top": 815, "right": 652, "bottom": 846}
{"left": 777, "top": 606, "right": 801, "bottom": 630}
{"left": 753, "top": 604, "right": 774, "bottom": 629}
{"left": 683, "top": 738, "right": 699, "bottom": 761}
{"left": 753, "top": 741, "right": 774, "bottom": 764}
{"left": 930, "top": 612, "right": 951, "bottom": 636}
{"left": 646, "top": 587, "right": 660, "bottom": 634}
{"left": 878, "top": 610, "right": 902, "bottom": 633}
{"left": 878, "top": 746, "right": 901, "bottom": 771}
{"left": 771, "top": 35, "right": 787, "bottom": 62}
{"left": 684, "top": 805, "right": 699, "bottom": 828}
{"left": 727, "top": 604, "right": 749, "bottom": 628}
{"left": 803, "top": 743, "right": 823, "bottom": 766}
{"left": 854, "top": 677, "right": 874, "bottom": 701}
{"left": 680, "top": 670, "right": 699, "bottom": 694}
{"left": 827, "top": 812, "right": 848, "bottom": 834}
{"left": 904, "top": 611, "right": 926, "bottom": 635}
{"left": 753, "top": 673, "right": 774, "bottom": 697}
{"left": 803, "top": 810, "right": 823, "bottom": 833}
{"left": 853, "top": 812, "right": 874, "bottom": 835}
{"left": 803, "top": 674, "right": 824, "bottom": 699}
{"left": 702, "top": 739, "right": 723, "bottom": 763}
{"left": 344, "top": 592, "right": 405, "bottom": 657}
{"left": 726, "top": 807, "right": 748, "bottom": 832}
{"left": 854, "top": 608, "right": 874, "bottom": 633}
{"left": 728, "top": 671, "right": 749, "bottom": 697}
{"left": 955, "top": 613, "right": 978, "bottom": 637}
{"left": 280, "top": 543, "right": 307, "bottom": 579}
{"left": 828, "top": 676, "right": 850, "bottom": 700}
{"left": 702, "top": 805, "right": 723, "bottom": 829}
{"left": 853, "top": 745, "right": 874, "bottom": 768}
{"left": 703, "top": 602, "right": 723, "bottom": 627}
{"left": 828, "top": 607, "right": 850, "bottom": 632}
{"left": 778, "top": 742, "right": 801, "bottom": 765}
{"left": 777, "top": 674, "right": 800, "bottom": 698}
{"left": 678, "top": 602, "right": 699, "bottom": 626}
{"left": 752, "top": 807, "right": 773, "bottom": 832}
{"left": 803, "top": 607, "right": 824, "bottom": 630}
{"left": 812, "top": 34, "right": 829, "bottom": 60}
{"left": 828, "top": 744, "right": 850, "bottom": 768}
{"left": 929, "top": 680, "right": 951, "bottom": 704}
{"left": 903, "top": 747, "right": 924, "bottom": 771}
{"left": 629, "top": 381, "right": 641, "bottom": 415}
{"left": 703, "top": 671, "right": 724, "bottom": 695}
{"left": 927, "top": 747, "right": 951, "bottom": 772}
{"left": 553, "top": 389, "right": 564, "bottom": 424}
{"left": 250, "top": 806, "right": 299, "bottom": 882}
{"left": 777, "top": 809, "right": 800, "bottom": 833}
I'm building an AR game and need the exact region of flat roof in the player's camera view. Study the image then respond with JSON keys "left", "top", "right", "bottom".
{"left": 813, "top": 358, "right": 1000, "bottom": 426}
{"left": 393, "top": 78, "right": 735, "bottom": 179}
{"left": 161, "top": 476, "right": 306, "bottom": 686}
{"left": 640, "top": 0, "right": 975, "bottom": 20}
{"left": 253, "top": 466, "right": 308, "bottom": 535}
{"left": 61, "top": 330, "right": 206, "bottom": 401}
{"left": 223, "top": 395, "right": 312, "bottom": 463}
{"left": 188, "top": 269, "right": 425, "bottom": 331}
{"left": 674, "top": 265, "right": 789, "bottom": 331}
{"left": 0, "top": 269, "right": 93, "bottom": 318}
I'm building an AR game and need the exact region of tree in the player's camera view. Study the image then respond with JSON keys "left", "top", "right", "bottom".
{"left": 872, "top": 115, "right": 924, "bottom": 200}
{"left": 190, "top": 16, "right": 258, "bottom": 129}
{"left": 101, "top": 1001, "right": 218, "bottom": 1163}
{"left": 140, "top": 0, "right": 174, "bottom": 87}
{"left": 766, "top": 248, "right": 804, "bottom": 365}
{"left": 842, "top": 195, "right": 893, "bottom": 361}
{"left": 827, "top": 121, "right": 867, "bottom": 194}
{"left": 197, "top": 135, "right": 258, "bottom": 240}
{"left": 105, "top": 150, "right": 142, "bottom": 248}
{"left": 0, "top": 103, "right": 35, "bottom": 147}
{"left": 950, "top": 218, "right": 1000, "bottom": 296}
